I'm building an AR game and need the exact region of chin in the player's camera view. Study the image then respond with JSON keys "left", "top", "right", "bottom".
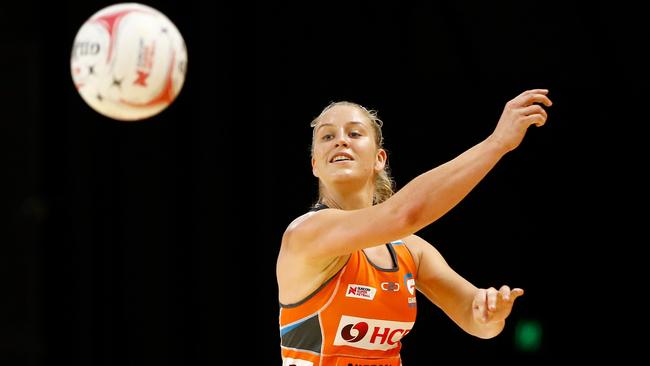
{"left": 328, "top": 168, "right": 356, "bottom": 180}
{"left": 328, "top": 170, "right": 368, "bottom": 187}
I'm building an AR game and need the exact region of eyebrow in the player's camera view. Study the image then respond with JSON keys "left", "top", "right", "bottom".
{"left": 315, "top": 121, "right": 366, "bottom": 133}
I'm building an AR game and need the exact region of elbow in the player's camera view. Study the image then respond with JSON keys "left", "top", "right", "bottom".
{"left": 395, "top": 200, "right": 426, "bottom": 233}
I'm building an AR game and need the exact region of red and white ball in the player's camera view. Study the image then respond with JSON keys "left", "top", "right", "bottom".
{"left": 71, "top": 3, "right": 187, "bottom": 121}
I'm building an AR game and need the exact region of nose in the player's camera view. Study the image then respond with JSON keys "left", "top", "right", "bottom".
{"left": 334, "top": 131, "right": 349, "bottom": 147}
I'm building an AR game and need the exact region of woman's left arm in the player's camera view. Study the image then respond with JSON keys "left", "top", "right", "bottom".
{"left": 404, "top": 234, "right": 524, "bottom": 339}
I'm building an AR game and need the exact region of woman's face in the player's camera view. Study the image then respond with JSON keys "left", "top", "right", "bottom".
{"left": 311, "top": 105, "right": 386, "bottom": 189}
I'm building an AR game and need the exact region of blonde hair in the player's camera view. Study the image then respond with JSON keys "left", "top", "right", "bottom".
{"left": 310, "top": 101, "right": 395, "bottom": 205}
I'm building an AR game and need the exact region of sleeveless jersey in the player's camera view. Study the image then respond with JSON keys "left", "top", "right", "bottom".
{"left": 279, "top": 236, "right": 418, "bottom": 366}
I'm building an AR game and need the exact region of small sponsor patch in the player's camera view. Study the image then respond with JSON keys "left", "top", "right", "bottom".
{"left": 408, "top": 296, "right": 417, "bottom": 308}
{"left": 346, "top": 284, "right": 377, "bottom": 300}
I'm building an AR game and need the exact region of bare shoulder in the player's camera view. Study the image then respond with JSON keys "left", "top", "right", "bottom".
{"left": 277, "top": 210, "right": 319, "bottom": 278}
{"left": 277, "top": 210, "right": 347, "bottom": 303}
{"left": 402, "top": 234, "right": 445, "bottom": 270}
{"left": 283, "top": 211, "right": 315, "bottom": 237}
{"left": 280, "top": 207, "right": 348, "bottom": 256}
{"left": 401, "top": 234, "right": 427, "bottom": 270}
{"left": 402, "top": 233, "right": 430, "bottom": 253}
{"left": 280, "top": 210, "right": 318, "bottom": 251}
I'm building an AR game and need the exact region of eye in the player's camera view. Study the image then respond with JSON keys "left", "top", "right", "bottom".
{"left": 321, "top": 134, "right": 334, "bottom": 141}
{"left": 349, "top": 131, "right": 362, "bottom": 138}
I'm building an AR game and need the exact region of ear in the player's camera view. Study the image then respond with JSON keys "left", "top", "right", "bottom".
{"left": 374, "top": 149, "right": 387, "bottom": 172}
{"left": 312, "top": 157, "right": 319, "bottom": 178}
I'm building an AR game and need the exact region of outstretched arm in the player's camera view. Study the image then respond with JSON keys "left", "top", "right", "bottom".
{"left": 405, "top": 235, "right": 524, "bottom": 339}
{"left": 284, "top": 89, "right": 552, "bottom": 260}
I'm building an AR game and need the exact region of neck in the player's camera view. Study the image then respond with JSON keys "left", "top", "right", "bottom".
{"left": 321, "top": 187, "right": 374, "bottom": 210}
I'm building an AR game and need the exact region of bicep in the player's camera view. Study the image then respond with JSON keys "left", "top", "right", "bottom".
{"left": 407, "top": 235, "right": 477, "bottom": 322}
{"left": 286, "top": 202, "right": 414, "bottom": 260}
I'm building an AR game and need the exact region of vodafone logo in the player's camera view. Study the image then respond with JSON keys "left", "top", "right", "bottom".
{"left": 334, "top": 315, "right": 414, "bottom": 351}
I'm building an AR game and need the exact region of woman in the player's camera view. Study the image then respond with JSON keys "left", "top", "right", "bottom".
{"left": 277, "top": 89, "right": 552, "bottom": 365}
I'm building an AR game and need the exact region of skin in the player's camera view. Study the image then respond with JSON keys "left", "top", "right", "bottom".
{"left": 277, "top": 89, "right": 551, "bottom": 339}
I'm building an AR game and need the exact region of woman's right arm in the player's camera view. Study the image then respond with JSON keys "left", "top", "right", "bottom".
{"left": 284, "top": 89, "right": 551, "bottom": 261}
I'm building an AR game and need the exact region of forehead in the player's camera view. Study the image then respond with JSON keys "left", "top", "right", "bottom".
{"left": 317, "top": 104, "right": 371, "bottom": 127}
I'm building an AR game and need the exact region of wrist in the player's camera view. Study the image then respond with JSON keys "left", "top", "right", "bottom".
{"left": 483, "top": 135, "right": 510, "bottom": 157}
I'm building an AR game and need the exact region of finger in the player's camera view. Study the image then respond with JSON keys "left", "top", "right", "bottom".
{"left": 499, "top": 285, "right": 511, "bottom": 301}
{"left": 520, "top": 89, "right": 549, "bottom": 97}
{"left": 487, "top": 287, "right": 498, "bottom": 311}
{"left": 520, "top": 104, "right": 548, "bottom": 120}
{"left": 517, "top": 93, "right": 553, "bottom": 108}
{"left": 511, "top": 288, "right": 524, "bottom": 300}
{"left": 523, "top": 114, "right": 546, "bottom": 127}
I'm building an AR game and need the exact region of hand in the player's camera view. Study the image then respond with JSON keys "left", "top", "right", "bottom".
{"left": 489, "top": 89, "right": 552, "bottom": 152}
{"left": 472, "top": 285, "right": 524, "bottom": 325}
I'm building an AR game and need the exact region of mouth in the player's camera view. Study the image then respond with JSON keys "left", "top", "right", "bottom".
{"left": 329, "top": 152, "right": 354, "bottom": 163}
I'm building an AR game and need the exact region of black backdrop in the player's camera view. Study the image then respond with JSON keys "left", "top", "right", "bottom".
{"left": 1, "top": 0, "right": 640, "bottom": 364}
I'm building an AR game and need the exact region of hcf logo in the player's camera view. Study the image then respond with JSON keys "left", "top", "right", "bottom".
{"left": 341, "top": 322, "right": 369, "bottom": 342}
{"left": 334, "top": 315, "right": 414, "bottom": 351}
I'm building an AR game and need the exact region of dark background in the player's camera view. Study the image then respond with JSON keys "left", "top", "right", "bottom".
{"left": 1, "top": 0, "right": 640, "bottom": 364}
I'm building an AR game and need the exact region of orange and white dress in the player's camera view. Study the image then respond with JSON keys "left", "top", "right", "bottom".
{"left": 279, "top": 226, "right": 418, "bottom": 366}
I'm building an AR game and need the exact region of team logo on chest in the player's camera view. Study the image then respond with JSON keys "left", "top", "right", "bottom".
{"left": 404, "top": 273, "right": 417, "bottom": 307}
{"left": 403, "top": 273, "right": 415, "bottom": 295}
{"left": 346, "top": 284, "right": 377, "bottom": 300}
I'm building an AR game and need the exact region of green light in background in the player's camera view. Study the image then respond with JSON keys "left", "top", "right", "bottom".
{"left": 514, "top": 319, "right": 542, "bottom": 352}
